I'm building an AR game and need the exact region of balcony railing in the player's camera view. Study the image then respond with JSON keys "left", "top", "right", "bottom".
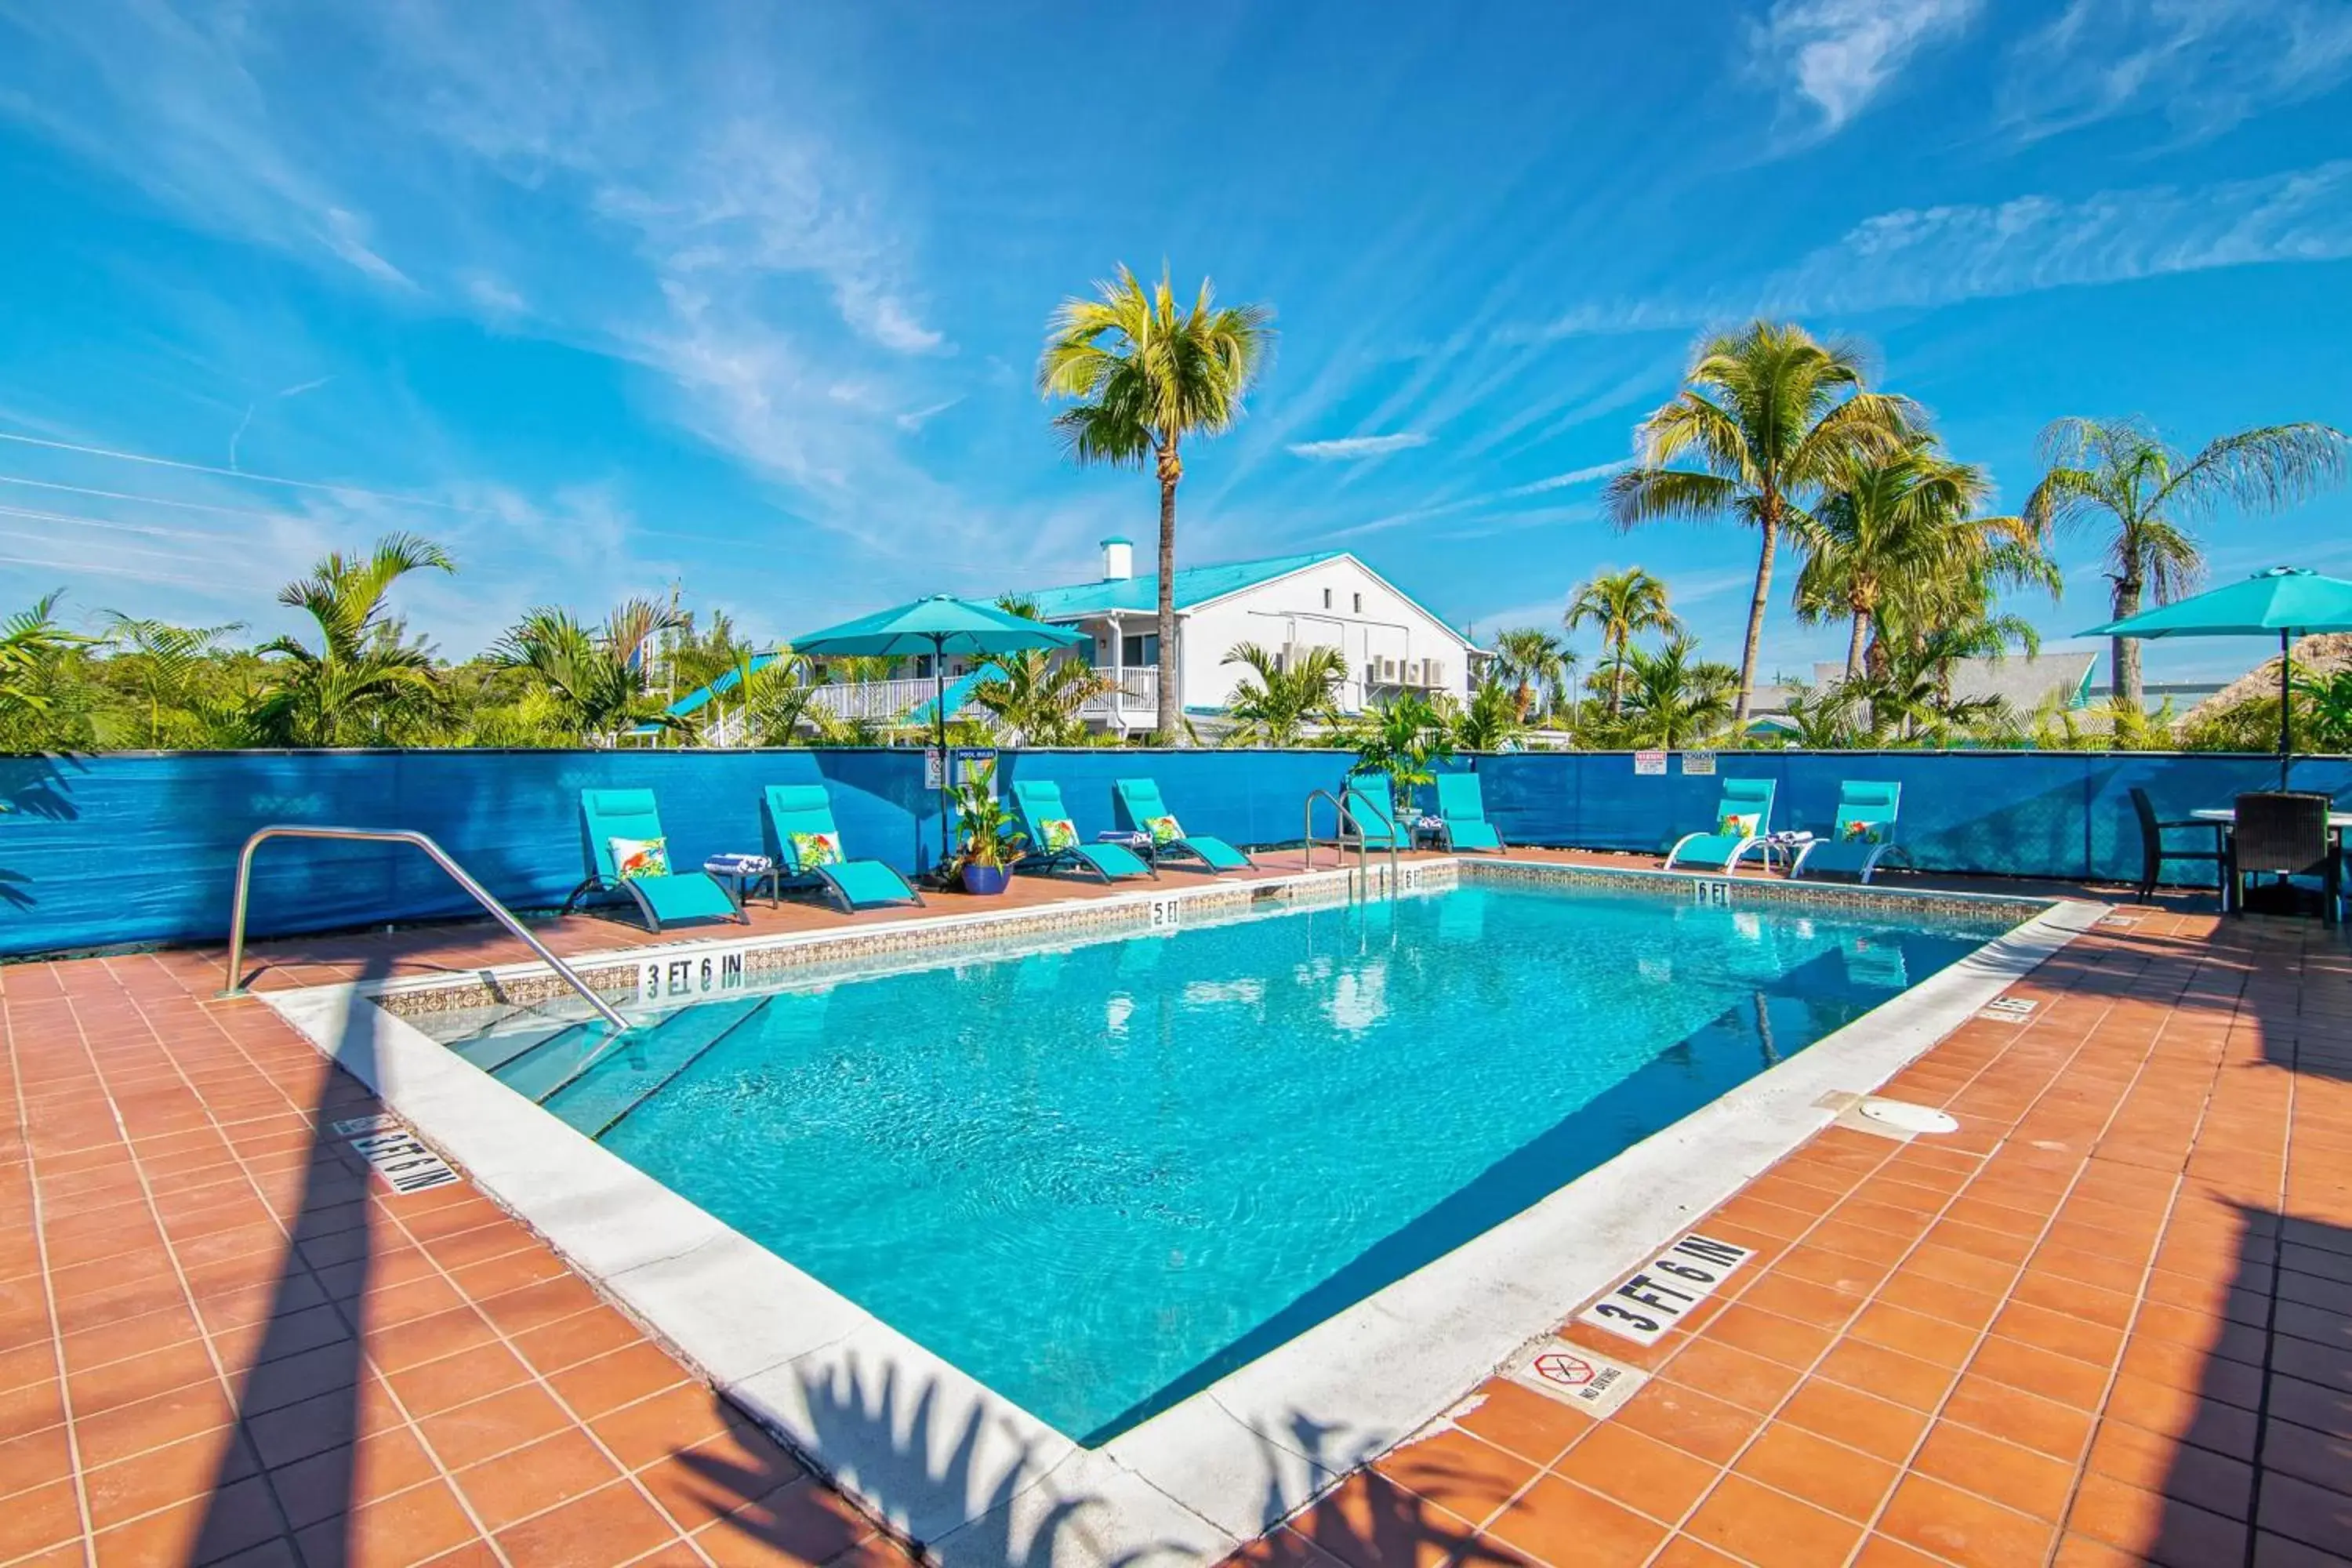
{"left": 1080, "top": 666, "right": 1159, "bottom": 718}
{"left": 782, "top": 666, "right": 1162, "bottom": 727}
{"left": 802, "top": 676, "right": 941, "bottom": 721}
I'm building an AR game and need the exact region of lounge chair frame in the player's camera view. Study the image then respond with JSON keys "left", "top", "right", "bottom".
{"left": 1661, "top": 779, "right": 1778, "bottom": 877}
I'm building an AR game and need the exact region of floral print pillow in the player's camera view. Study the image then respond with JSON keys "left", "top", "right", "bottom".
{"left": 608, "top": 835, "right": 670, "bottom": 881}
{"left": 1841, "top": 818, "right": 1886, "bottom": 844}
{"left": 1143, "top": 814, "right": 1183, "bottom": 847}
{"left": 791, "top": 830, "right": 844, "bottom": 868}
{"left": 1718, "top": 811, "right": 1762, "bottom": 839}
{"left": 1039, "top": 817, "right": 1080, "bottom": 852}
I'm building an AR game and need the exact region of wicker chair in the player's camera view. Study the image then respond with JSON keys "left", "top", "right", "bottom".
{"left": 2130, "top": 788, "right": 2224, "bottom": 902}
{"left": 2229, "top": 792, "right": 2341, "bottom": 924}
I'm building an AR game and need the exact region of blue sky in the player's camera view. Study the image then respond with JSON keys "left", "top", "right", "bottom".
{"left": 1, "top": 1, "right": 2348, "bottom": 685}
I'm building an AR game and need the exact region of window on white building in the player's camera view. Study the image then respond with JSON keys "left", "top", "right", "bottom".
{"left": 1120, "top": 632, "right": 1161, "bottom": 667}
{"left": 1323, "top": 587, "right": 1332, "bottom": 608}
{"left": 1352, "top": 592, "right": 1363, "bottom": 612}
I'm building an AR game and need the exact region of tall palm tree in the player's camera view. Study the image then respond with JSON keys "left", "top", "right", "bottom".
{"left": 1793, "top": 436, "right": 2058, "bottom": 679}
{"left": 1221, "top": 641, "right": 1344, "bottom": 746}
{"left": 1038, "top": 265, "right": 1274, "bottom": 742}
{"left": 1606, "top": 321, "right": 1918, "bottom": 724}
{"left": 1563, "top": 568, "right": 1679, "bottom": 717}
{"left": 1616, "top": 633, "right": 1739, "bottom": 749}
{"left": 492, "top": 598, "right": 689, "bottom": 745}
{"left": 1491, "top": 628, "right": 1570, "bottom": 722}
{"left": 249, "top": 534, "right": 454, "bottom": 746}
{"left": 2024, "top": 416, "right": 2351, "bottom": 707}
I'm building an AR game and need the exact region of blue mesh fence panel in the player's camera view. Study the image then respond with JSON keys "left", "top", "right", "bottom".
{"left": 2, "top": 746, "right": 2345, "bottom": 956}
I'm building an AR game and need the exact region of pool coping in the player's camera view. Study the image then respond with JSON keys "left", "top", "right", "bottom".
{"left": 256, "top": 858, "right": 2102, "bottom": 1567}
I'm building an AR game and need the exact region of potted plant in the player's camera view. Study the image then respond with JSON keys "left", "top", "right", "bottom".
{"left": 950, "top": 764, "right": 1026, "bottom": 895}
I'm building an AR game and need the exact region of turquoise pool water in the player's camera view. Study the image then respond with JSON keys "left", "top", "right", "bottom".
{"left": 435, "top": 881, "right": 2017, "bottom": 1442}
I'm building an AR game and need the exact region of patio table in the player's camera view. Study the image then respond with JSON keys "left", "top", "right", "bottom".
{"left": 2190, "top": 808, "right": 2352, "bottom": 917}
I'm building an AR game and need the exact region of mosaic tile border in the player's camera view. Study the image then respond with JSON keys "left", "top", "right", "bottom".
{"left": 364, "top": 854, "right": 2038, "bottom": 1024}
{"left": 368, "top": 863, "right": 1427, "bottom": 1022}
{"left": 1457, "top": 855, "right": 2052, "bottom": 926}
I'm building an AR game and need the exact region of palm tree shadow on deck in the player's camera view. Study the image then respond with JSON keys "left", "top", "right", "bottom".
{"left": 668, "top": 1354, "right": 1162, "bottom": 1567}
{"left": 662, "top": 1360, "right": 1520, "bottom": 1567}
{"left": 192, "top": 955, "right": 392, "bottom": 1566}
{"left": 1260, "top": 1415, "right": 1526, "bottom": 1568}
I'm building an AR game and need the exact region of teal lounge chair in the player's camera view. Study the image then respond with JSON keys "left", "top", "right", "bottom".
{"left": 763, "top": 784, "right": 924, "bottom": 912}
{"left": 1112, "top": 778, "right": 1253, "bottom": 872}
{"left": 1662, "top": 778, "right": 1777, "bottom": 875}
{"left": 1432, "top": 773, "right": 1504, "bottom": 853}
{"left": 1791, "top": 781, "right": 1902, "bottom": 884}
{"left": 564, "top": 788, "right": 745, "bottom": 931}
{"left": 1341, "top": 772, "right": 1414, "bottom": 850}
{"left": 1009, "top": 779, "right": 1156, "bottom": 883}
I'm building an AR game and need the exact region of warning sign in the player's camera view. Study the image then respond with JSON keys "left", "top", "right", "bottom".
{"left": 1505, "top": 1337, "right": 1648, "bottom": 1417}
{"left": 1632, "top": 750, "right": 1668, "bottom": 776}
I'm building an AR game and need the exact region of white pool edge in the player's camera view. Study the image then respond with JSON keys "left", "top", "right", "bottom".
{"left": 258, "top": 864, "right": 2103, "bottom": 1568}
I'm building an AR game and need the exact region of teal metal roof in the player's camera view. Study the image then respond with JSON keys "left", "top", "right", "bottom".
{"left": 1018, "top": 550, "right": 1343, "bottom": 619}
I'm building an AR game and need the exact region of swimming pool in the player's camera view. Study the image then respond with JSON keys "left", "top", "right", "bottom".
{"left": 422, "top": 877, "right": 2017, "bottom": 1442}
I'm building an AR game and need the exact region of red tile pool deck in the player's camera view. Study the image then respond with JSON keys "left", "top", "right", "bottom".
{"left": 5, "top": 853, "right": 2349, "bottom": 1566}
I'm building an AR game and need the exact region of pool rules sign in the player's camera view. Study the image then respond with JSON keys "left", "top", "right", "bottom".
{"left": 1577, "top": 1232, "right": 1755, "bottom": 1347}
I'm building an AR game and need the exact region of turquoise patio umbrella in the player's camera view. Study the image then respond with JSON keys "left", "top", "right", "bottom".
{"left": 2082, "top": 565, "right": 2352, "bottom": 788}
{"left": 790, "top": 595, "right": 1087, "bottom": 870}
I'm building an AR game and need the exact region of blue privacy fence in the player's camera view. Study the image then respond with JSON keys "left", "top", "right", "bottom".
{"left": 1, "top": 746, "right": 2346, "bottom": 957}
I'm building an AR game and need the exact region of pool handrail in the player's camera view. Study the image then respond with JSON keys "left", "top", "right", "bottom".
{"left": 220, "top": 824, "right": 630, "bottom": 1033}
{"left": 1303, "top": 788, "right": 1400, "bottom": 897}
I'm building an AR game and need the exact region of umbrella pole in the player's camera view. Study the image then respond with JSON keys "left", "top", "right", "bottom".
{"left": 2280, "top": 630, "right": 2293, "bottom": 792}
{"left": 933, "top": 633, "right": 950, "bottom": 876}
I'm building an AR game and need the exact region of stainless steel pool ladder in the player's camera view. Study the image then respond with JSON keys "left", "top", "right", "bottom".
{"left": 220, "top": 825, "right": 630, "bottom": 1033}
{"left": 1301, "top": 789, "right": 1399, "bottom": 900}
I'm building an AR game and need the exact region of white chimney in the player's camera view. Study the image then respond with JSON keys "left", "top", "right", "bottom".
{"left": 1101, "top": 536, "right": 1134, "bottom": 580}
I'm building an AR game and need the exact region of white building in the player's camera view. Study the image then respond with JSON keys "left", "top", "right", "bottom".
{"left": 778, "top": 541, "right": 1490, "bottom": 739}
{"left": 1014, "top": 539, "right": 1490, "bottom": 736}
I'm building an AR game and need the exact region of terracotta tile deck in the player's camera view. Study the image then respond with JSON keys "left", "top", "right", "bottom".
{"left": 5, "top": 852, "right": 2350, "bottom": 1566}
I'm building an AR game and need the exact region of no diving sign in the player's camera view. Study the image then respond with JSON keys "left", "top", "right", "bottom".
{"left": 1504, "top": 1338, "right": 1649, "bottom": 1418}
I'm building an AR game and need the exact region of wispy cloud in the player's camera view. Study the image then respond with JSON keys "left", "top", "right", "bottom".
{"left": 1752, "top": 0, "right": 1982, "bottom": 138}
{"left": 895, "top": 396, "right": 964, "bottom": 432}
{"left": 1332, "top": 459, "right": 1628, "bottom": 539}
{"left": 2002, "top": 0, "right": 2352, "bottom": 144}
{"left": 1521, "top": 160, "right": 2352, "bottom": 338}
{"left": 1287, "top": 432, "right": 1432, "bottom": 461}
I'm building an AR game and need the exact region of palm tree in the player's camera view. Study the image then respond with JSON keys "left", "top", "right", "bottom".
{"left": 2025, "top": 416, "right": 2351, "bottom": 707}
{"left": 968, "top": 650, "right": 1112, "bottom": 746}
{"left": 0, "top": 593, "right": 88, "bottom": 724}
{"left": 249, "top": 534, "right": 454, "bottom": 746}
{"left": 97, "top": 614, "right": 246, "bottom": 747}
{"left": 1777, "top": 680, "right": 1858, "bottom": 749}
{"left": 1563, "top": 569, "right": 1679, "bottom": 717}
{"left": 1221, "top": 641, "right": 1344, "bottom": 746}
{"left": 1341, "top": 692, "right": 1450, "bottom": 808}
{"left": 1616, "top": 634, "right": 1739, "bottom": 749}
{"left": 1791, "top": 437, "right": 2055, "bottom": 679}
{"left": 1038, "top": 265, "right": 1274, "bottom": 742}
{"left": 1606, "top": 321, "right": 1918, "bottom": 724}
{"left": 1453, "top": 678, "right": 1528, "bottom": 753}
{"left": 492, "top": 598, "right": 689, "bottom": 745}
{"left": 1491, "top": 628, "right": 1570, "bottom": 723}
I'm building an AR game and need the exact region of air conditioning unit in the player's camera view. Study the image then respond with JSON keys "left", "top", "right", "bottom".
{"left": 1419, "top": 659, "right": 1446, "bottom": 688}
{"left": 1373, "top": 655, "right": 1401, "bottom": 684}
{"left": 1278, "top": 642, "right": 1307, "bottom": 673}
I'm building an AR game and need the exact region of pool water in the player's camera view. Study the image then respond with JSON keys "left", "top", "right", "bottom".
{"left": 433, "top": 882, "right": 2016, "bottom": 1442}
